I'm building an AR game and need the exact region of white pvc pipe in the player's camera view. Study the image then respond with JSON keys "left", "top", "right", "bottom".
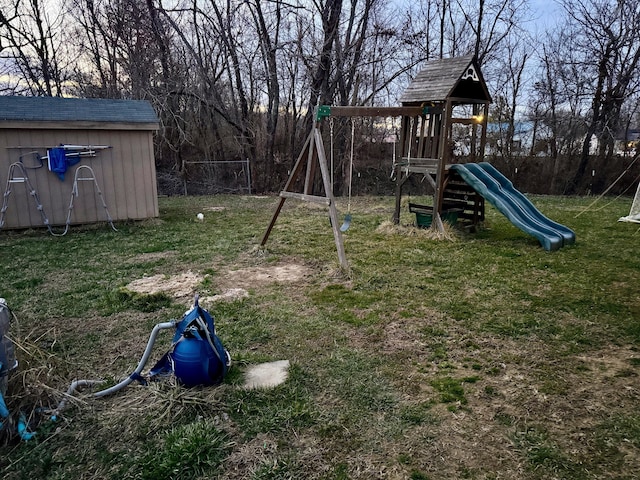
{"left": 54, "top": 321, "right": 175, "bottom": 413}
{"left": 94, "top": 321, "right": 175, "bottom": 398}
{"left": 54, "top": 379, "right": 102, "bottom": 414}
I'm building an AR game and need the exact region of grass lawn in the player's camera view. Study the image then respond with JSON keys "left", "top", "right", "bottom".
{"left": 1, "top": 193, "right": 639, "bottom": 479}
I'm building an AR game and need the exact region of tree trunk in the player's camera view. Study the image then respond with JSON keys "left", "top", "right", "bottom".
{"left": 251, "top": 0, "right": 280, "bottom": 190}
{"left": 305, "top": 0, "right": 343, "bottom": 133}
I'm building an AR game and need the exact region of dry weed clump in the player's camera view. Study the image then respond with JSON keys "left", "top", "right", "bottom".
{"left": 89, "top": 381, "right": 229, "bottom": 433}
{"left": 1, "top": 305, "right": 230, "bottom": 446}
{"left": 376, "top": 220, "right": 459, "bottom": 241}
{"left": 2, "top": 323, "right": 229, "bottom": 446}
{"left": 1, "top": 327, "right": 70, "bottom": 445}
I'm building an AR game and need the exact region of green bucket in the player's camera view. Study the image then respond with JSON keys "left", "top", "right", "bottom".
{"left": 415, "top": 210, "right": 459, "bottom": 228}
{"left": 415, "top": 211, "right": 433, "bottom": 228}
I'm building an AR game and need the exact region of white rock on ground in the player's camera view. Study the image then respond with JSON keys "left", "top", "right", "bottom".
{"left": 243, "top": 360, "right": 290, "bottom": 389}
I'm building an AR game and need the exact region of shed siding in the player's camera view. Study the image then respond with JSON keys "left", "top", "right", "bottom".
{"left": 1, "top": 128, "right": 158, "bottom": 229}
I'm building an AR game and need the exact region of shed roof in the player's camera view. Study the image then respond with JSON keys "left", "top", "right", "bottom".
{"left": 0, "top": 96, "right": 159, "bottom": 129}
{"left": 400, "top": 55, "right": 491, "bottom": 105}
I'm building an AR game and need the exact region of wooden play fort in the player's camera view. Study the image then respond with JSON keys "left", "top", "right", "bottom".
{"left": 261, "top": 56, "right": 574, "bottom": 269}
{"left": 394, "top": 55, "right": 490, "bottom": 230}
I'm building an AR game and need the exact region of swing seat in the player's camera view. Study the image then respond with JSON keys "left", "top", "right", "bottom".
{"left": 340, "top": 213, "right": 352, "bottom": 232}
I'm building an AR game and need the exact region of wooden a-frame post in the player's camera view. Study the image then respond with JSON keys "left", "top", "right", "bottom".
{"left": 261, "top": 115, "right": 348, "bottom": 270}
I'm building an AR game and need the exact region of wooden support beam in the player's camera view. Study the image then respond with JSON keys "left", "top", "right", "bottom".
{"left": 324, "top": 106, "right": 421, "bottom": 118}
{"left": 451, "top": 117, "right": 481, "bottom": 125}
{"left": 279, "top": 191, "right": 330, "bottom": 205}
{"left": 393, "top": 115, "right": 415, "bottom": 224}
{"left": 261, "top": 197, "right": 286, "bottom": 246}
{"left": 480, "top": 103, "right": 489, "bottom": 157}
{"left": 303, "top": 130, "right": 317, "bottom": 194}
{"left": 282, "top": 133, "right": 312, "bottom": 192}
{"left": 261, "top": 132, "right": 312, "bottom": 246}
{"left": 322, "top": 106, "right": 434, "bottom": 118}
{"left": 432, "top": 99, "right": 452, "bottom": 233}
{"left": 313, "top": 128, "right": 348, "bottom": 271}
{"left": 447, "top": 97, "right": 490, "bottom": 105}
{"left": 396, "top": 157, "right": 440, "bottom": 167}
{"left": 417, "top": 115, "right": 427, "bottom": 157}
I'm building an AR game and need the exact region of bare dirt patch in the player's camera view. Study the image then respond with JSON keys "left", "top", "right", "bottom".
{"left": 125, "top": 271, "right": 203, "bottom": 299}
{"left": 124, "top": 262, "right": 312, "bottom": 303}
{"left": 575, "top": 346, "right": 639, "bottom": 376}
{"left": 219, "top": 263, "right": 311, "bottom": 290}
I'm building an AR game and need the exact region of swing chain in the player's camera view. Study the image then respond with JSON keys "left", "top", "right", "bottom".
{"left": 390, "top": 117, "right": 398, "bottom": 180}
{"left": 329, "top": 118, "right": 334, "bottom": 191}
{"left": 347, "top": 119, "right": 355, "bottom": 214}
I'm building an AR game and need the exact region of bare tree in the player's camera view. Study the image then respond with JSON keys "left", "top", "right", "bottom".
{"left": 490, "top": 31, "right": 528, "bottom": 163}
{"left": 67, "top": 0, "right": 121, "bottom": 97}
{"left": 305, "top": 0, "right": 343, "bottom": 126}
{"left": 559, "top": 0, "right": 640, "bottom": 194}
{"left": 0, "top": 0, "right": 66, "bottom": 95}
{"left": 6, "top": 0, "right": 597, "bottom": 195}
{"left": 454, "top": 0, "right": 527, "bottom": 65}
{"left": 246, "top": 0, "right": 281, "bottom": 185}
{"left": 530, "top": 28, "right": 592, "bottom": 192}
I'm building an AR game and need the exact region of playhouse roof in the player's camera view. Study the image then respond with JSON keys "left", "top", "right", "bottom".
{"left": 0, "top": 96, "right": 159, "bottom": 129}
{"left": 400, "top": 55, "right": 491, "bottom": 105}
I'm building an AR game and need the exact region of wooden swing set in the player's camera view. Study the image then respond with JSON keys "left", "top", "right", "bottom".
{"left": 261, "top": 56, "right": 491, "bottom": 270}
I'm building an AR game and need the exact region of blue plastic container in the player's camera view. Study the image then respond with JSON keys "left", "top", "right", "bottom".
{"left": 171, "top": 338, "right": 222, "bottom": 387}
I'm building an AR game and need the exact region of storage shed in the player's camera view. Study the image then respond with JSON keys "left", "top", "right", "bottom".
{"left": 0, "top": 96, "right": 159, "bottom": 231}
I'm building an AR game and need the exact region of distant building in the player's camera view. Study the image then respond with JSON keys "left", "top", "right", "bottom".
{"left": 615, "top": 128, "right": 640, "bottom": 156}
{"left": 483, "top": 121, "right": 536, "bottom": 156}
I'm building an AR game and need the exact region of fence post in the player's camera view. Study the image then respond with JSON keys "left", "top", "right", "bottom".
{"left": 245, "top": 158, "right": 252, "bottom": 195}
